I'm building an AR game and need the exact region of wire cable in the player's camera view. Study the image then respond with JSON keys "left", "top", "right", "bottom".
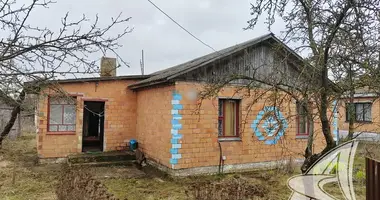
{"left": 84, "top": 105, "right": 104, "bottom": 117}
{"left": 147, "top": 0, "right": 219, "bottom": 53}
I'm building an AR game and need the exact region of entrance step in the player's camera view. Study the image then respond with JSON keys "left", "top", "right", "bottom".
{"left": 69, "top": 160, "right": 135, "bottom": 167}
{"left": 68, "top": 151, "right": 135, "bottom": 166}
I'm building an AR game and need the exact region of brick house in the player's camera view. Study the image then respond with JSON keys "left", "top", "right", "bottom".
{"left": 35, "top": 34, "right": 336, "bottom": 175}
{"left": 338, "top": 88, "right": 380, "bottom": 139}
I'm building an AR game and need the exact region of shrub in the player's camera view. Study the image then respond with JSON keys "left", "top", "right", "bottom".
{"left": 277, "top": 157, "right": 295, "bottom": 174}
{"left": 56, "top": 165, "right": 121, "bottom": 200}
{"left": 355, "top": 170, "right": 365, "bottom": 184}
{"left": 186, "top": 176, "right": 268, "bottom": 200}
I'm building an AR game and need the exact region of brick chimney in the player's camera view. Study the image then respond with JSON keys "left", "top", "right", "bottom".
{"left": 100, "top": 57, "right": 117, "bottom": 77}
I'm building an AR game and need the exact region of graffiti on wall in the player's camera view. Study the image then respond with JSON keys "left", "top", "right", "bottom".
{"left": 251, "top": 106, "right": 288, "bottom": 145}
{"left": 170, "top": 91, "right": 183, "bottom": 168}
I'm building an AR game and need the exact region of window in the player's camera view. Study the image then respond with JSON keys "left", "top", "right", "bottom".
{"left": 345, "top": 103, "right": 372, "bottom": 122}
{"left": 48, "top": 96, "right": 77, "bottom": 132}
{"left": 218, "top": 99, "right": 240, "bottom": 137}
{"left": 297, "top": 102, "right": 312, "bottom": 136}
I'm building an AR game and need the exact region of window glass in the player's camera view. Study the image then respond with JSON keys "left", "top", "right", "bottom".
{"left": 63, "top": 105, "right": 76, "bottom": 124}
{"left": 67, "top": 125, "right": 76, "bottom": 132}
{"left": 224, "top": 101, "right": 236, "bottom": 136}
{"left": 50, "top": 97, "right": 76, "bottom": 105}
{"left": 297, "top": 102, "right": 309, "bottom": 135}
{"left": 364, "top": 103, "right": 372, "bottom": 121}
{"left": 49, "top": 125, "right": 58, "bottom": 132}
{"left": 49, "top": 105, "right": 62, "bottom": 125}
{"left": 346, "top": 102, "right": 372, "bottom": 122}
{"left": 345, "top": 103, "right": 354, "bottom": 121}
{"left": 298, "top": 115, "right": 307, "bottom": 134}
{"left": 58, "top": 125, "right": 68, "bottom": 132}
{"left": 48, "top": 96, "right": 76, "bottom": 132}
{"left": 218, "top": 100, "right": 223, "bottom": 117}
{"left": 218, "top": 99, "right": 239, "bottom": 137}
{"left": 218, "top": 119, "right": 223, "bottom": 136}
{"left": 355, "top": 104, "right": 364, "bottom": 121}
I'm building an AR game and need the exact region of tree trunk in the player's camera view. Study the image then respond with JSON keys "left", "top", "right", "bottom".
{"left": 0, "top": 90, "right": 26, "bottom": 148}
{"left": 301, "top": 62, "right": 336, "bottom": 173}
{"left": 304, "top": 102, "right": 314, "bottom": 163}
{"left": 319, "top": 63, "right": 336, "bottom": 150}
{"left": 17, "top": 109, "right": 21, "bottom": 137}
{"left": 348, "top": 96, "right": 355, "bottom": 140}
{"left": 348, "top": 66, "right": 355, "bottom": 139}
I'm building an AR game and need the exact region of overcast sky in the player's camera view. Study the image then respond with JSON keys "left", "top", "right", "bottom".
{"left": 31, "top": 0, "right": 285, "bottom": 76}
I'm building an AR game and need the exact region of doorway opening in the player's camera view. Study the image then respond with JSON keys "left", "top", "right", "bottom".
{"left": 82, "top": 101, "right": 105, "bottom": 152}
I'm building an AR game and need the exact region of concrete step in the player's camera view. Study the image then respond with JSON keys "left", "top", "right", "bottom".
{"left": 68, "top": 151, "right": 135, "bottom": 164}
{"left": 69, "top": 160, "right": 136, "bottom": 167}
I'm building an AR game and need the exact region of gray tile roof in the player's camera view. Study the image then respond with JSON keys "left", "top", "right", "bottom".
{"left": 129, "top": 33, "right": 281, "bottom": 89}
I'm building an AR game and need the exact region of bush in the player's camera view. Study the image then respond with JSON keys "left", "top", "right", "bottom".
{"left": 355, "top": 170, "right": 365, "bottom": 184}
{"left": 186, "top": 176, "right": 268, "bottom": 200}
{"left": 56, "top": 165, "right": 121, "bottom": 200}
{"left": 277, "top": 157, "right": 295, "bottom": 174}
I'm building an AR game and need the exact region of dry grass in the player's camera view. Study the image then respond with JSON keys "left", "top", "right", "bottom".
{"left": 0, "top": 134, "right": 371, "bottom": 200}
{"left": 0, "top": 134, "right": 59, "bottom": 200}
{"left": 103, "top": 177, "right": 187, "bottom": 200}
{"left": 102, "top": 144, "right": 370, "bottom": 200}
{"left": 56, "top": 166, "right": 119, "bottom": 200}
{"left": 102, "top": 170, "right": 297, "bottom": 200}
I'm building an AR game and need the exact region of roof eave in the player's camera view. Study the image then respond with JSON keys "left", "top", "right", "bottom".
{"left": 128, "top": 79, "right": 171, "bottom": 90}
{"left": 24, "top": 75, "right": 152, "bottom": 85}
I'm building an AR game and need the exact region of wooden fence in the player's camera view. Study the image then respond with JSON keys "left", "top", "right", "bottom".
{"left": 366, "top": 157, "right": 380, "bottom": 200}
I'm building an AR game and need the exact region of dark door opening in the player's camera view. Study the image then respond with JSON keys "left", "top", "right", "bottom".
{"left": 82, "top": 101, "right": 105, "bottom": 152}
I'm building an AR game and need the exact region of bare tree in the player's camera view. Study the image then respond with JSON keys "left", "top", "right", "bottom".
{"left": 328, "top": 18, "right": 380, "bottom": 140}
{"left": 195, "top": 43, "right": 329, "bottom": 173}
{"left": 187, "top": 0, "right": 380, "bottom": 173}
{"left": 245, "top": 0, "right": 380, "bottom": 172}
{"left": 0, "top": 0, "right": 132, "bottom": 147}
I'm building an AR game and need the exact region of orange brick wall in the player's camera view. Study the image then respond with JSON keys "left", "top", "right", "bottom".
{"left": 37, "top": 80, "right": 140, "bottom": 158}
{"left": 173, "top": 81, "right": 327, "bottom": 169}
{"left": 36, "top": 78, "right": 334, "bottom": 169}
{"left": 135, "top": 85, "right": 174, "bottom": 168}
{"left": 339, "top": 97, "right": 380, "bottom": 133}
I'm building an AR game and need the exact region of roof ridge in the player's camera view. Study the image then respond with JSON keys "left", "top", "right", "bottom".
{"left": 130, "top": 33, "right": 275, "bottom": 89}
{"left": 150, "top": 33, "right": 274, "bottom": 76}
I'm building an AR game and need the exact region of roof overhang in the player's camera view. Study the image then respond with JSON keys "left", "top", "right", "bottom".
{"left": 24, "top": 75, "right": 152, "bottom": 86}
{"left": 341, "top": 93, "right": 379, "bottom": 99}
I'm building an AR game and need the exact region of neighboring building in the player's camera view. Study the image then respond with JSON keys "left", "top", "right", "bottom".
{"left": 34, "top": 34, "right": 335, "bottom": 175}
{"left": 0, "top": 100, "right": 20, "bottom": 139}
{"left": 0, "top": 93, "right": 37, "bottom": 138}
{"left": 338, "top": 88, "right": 380, "bottom": 139}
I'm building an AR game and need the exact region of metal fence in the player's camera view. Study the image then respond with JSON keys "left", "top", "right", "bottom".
{"left": 366, "top": 157, "right": 380, "bottom": 200}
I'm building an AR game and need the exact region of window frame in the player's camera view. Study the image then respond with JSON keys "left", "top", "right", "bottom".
{"left": 345, "top": 102, "right": 372, "bottom": 123}
{"left": 47, "top": 95, "right": 77, "bottom": 133}
{"left": 218, "top": 98, "right": 240, "bottom": 138}
{"left": 296, "top": 102, "right": 310, "bottom": 136}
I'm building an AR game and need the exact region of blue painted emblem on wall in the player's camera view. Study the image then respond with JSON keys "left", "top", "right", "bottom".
{"left": 251, "top": 106, "right": 288, "bottom": 145}
{"left": 170, "top": 91, "right": 183, "bottom": 166}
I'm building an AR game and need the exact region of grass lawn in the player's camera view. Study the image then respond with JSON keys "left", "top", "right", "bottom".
{"left": 0, "top": 134, "right": 58, "bottom": 200}
{"left": 0, "top": 134, "right": 370, "bottom": 200}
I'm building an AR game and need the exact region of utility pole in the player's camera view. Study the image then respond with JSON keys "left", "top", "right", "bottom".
{"left": 140, "top": 50, "right": 145, "bottom": 75}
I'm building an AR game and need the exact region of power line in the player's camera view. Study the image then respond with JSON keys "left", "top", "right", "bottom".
{"left": 147, "top": 0, "right": 218, "bottom": 53}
